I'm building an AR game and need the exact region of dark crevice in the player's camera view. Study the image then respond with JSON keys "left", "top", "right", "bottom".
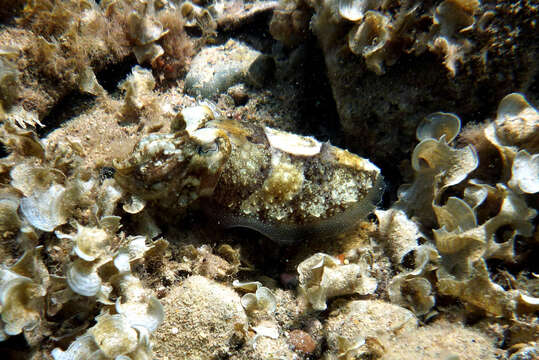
{"left": 0, "top": 334, "right": 30, "bottom": 360}
{"left": 222, "top": 226, "right": 289, "bottom": 277}
{"left": 493, "top": 225, "right": 515, "bottom": 244}
{"left": 401, "top": 250, "right": 416, "bottom": 270}
{"left": 486, "top": 244, "right": 536, "bottom": 280}
{"left": 99, "top": 166, "right": 116, "bottom": 182}
{"left": 296, "top": 40, "right": 343, "bottom": 148}
{"left": 95, "top": 55, "right": 138, "bottom": 94}
{"left": 184, "top": 26, "right": 203, "bottom": 38}
{"left": 515, "top": 235, "right": 539, "bottom": 274}
{"left": 526, "top": 68, "right": 539, "bottom": 105}
{"left": 373, "top": 158, "right": 403, "bottom": 207}
{"left": 0, "top": 2, "right": 24, "bottom": 25}
{"left": 219, "top": 10, "right": 276, "bottom": 54}
{"left": 0, "top": 141, "right": 9, "bottom": 158}
{"left": 38, "top": 91, "right": 96, "bottom": 138}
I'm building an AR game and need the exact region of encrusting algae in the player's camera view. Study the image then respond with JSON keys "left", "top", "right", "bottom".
{"left": 0, "top": 0, "right": 538, "bottom": 359}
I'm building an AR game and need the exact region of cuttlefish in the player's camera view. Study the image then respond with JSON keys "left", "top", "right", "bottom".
{"left": 114, "top": 104, "right": 383, "bottom": 243}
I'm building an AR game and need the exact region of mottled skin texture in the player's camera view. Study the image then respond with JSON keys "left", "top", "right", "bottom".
{"left": 114, "top": 128, "right": 231, "bottom": 210}
{"left": 211, "top": 123, "right": 380, "bottom": 223}
{"left": 115, "top": 106, "right": 382, "bottom": 242}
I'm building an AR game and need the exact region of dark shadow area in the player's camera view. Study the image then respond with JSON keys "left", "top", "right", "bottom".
{"left": 38, "top": 91, "right": 96, "bottom": 138}
{"left": 0, "top": 0, "right": 24, "bottom": 25}
{"left": 95, "top": 55, "right": 138, "bottom": 94}
{"left": 184, "top": 26, "right": 202, "bottom": 39}
{"left": 0, "top": 141, "right": 9, "bottom": 158}
{"left": 372, "top": 158, "right": 403, "bottom": 208}
{"left": 527, "top": 70, "right": 539, "bottom": 106}
{"left": 486, "top": 238, "right": 539, "bottom": 285}
{"left": 296, "top": 42, "right": 344, "bottom": 148}
{"left": 224, "top": 226, "right": 287, "bottom": 275}
{"left": 0, "top": 334, "right": 30, "bottom": 360}
{"left": 219, "top": 10, "right": 276, "bottom": 54}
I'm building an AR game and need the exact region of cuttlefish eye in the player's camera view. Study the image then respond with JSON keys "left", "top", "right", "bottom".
{"left": 191, "top": 128, "right": 232, "bottom": 163}
{"left": 197, "top": 142, "right": 219, "bottom": 155}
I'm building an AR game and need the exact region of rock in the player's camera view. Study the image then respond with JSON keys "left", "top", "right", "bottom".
{"left": 153, "top": 275, "right": 248, "bottom": 359}
{"left": 382, "top": 320, "right": 497, "bottom": 360}
{"left": 185, "top": 39, "right": 275, "bottom": 99}
{"left": 288, "top": 329, "right": 316, "bottom": 354}
{"left": 324, "top": 300, "right": 418, "bottom": 357}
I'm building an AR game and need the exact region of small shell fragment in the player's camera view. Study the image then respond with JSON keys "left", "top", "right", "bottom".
{"left": 338, "top": 0, "right": 377, "bottom": 22}
{"left": 508, "top": 150, "right": 539, "bottom": 194}
{"left": 0, "top": 248, "right": 48, "bottom": 337}
{"left": 127, "top": 7, "right": 168, "bottom": 65}
{"left": 496, "top": 93, "right": 538, "bottom": 126}
{"left": 375, "top": 208, "right": 420, "bottom": 264}
{"left": 89, "top": 313, "right": 138, "bottom": 358}
{"left": 118, "top": 66, "right": 156, "bottom": 111}
{"left": 411, "top": 137, "right": 478, "bottom": 188}
{"left": 263, "top": 127, "right": 321, "bottom": 156}
{"left": 462, "top": 180, "right": 492, "bottom": 210}
{"left": 172, "top": 104, "right": 215, "bottom": 133}
{"left": 56, "top": 224, "right": 110, "bottom": 262}
{"left": 127, "top": 11, "right": 167, "bottom": 46}
{"left": 388, "top": 245, "right": 439, "bottom": 315}
{"left": 416, "top": 112, "right": 461, "bottom": 143}
{"left": 113, "top": 250, "right": 132, "bottom": 273}
{"left": 51, "top": 334, "right": 99, "bottom": 360}
{"left": 348, "top": 11, "right": 390, "bottom": 56}
{"left": 251, "top": 323, "right": 279, "bottom": 340}
{"left": 20, "top": 184, "right": 68, "bottom": 232}
{"left": 484, "top": 92, "right": 539, "bottom": 176}
{"left": 122, "top": 194, "right": 146, "bottom": 214}
{"left": 297, "top": 253, "right": 376, "bottom": 311}
{"left": 116, "top": 296, "right": 164, "bottom": 333}
{"left": 132, "top": 43, "right": 164, "bottom": 65}
{"left": 389, "top": 276, "right": 435, "bottom": 316}
{"left": 78, "top": 68, "right": 105, "bottom": 96}
{"left": 66, "top": 259, "right": 102, "bottom": 297}
{"left": 434, "top": 0, "right": 479, "bottom": 37}
{"left": 0, "top": 274, "right": 42, "bottom": 336}
{"left": 0, "top": 190, "right": 21, "bottom": 232}
{"left": 233, "top": 280, "right": 276, "bottom": 313}
{"left": 433, "top": 196, "right": 476, "bottom": 233}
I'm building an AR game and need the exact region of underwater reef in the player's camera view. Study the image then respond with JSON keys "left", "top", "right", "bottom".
{"left": 0, "top": 0, "right": 538, "bottom": 359}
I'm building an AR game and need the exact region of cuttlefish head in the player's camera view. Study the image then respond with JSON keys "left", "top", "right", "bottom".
{"left": 114, "top": 128, "right": 231, "bottom": 210}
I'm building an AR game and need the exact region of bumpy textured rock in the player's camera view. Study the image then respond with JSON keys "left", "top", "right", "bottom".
{"left": 153, "top": 275, "right": 248, "bottom": 359}
{"left": 240, "top": 334, "right": 297, "bottom": 360}
{"left": 324, "top": 301, "right": 496, "bottom": 359}
{"left": 185, "top": 39, "right": 275, "bottom": 99}
{"left": 382, "top": 320, "right": 497, "bottom": 360}
{"left": 324, "top": 300, "right": 417, "bottom": 358}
